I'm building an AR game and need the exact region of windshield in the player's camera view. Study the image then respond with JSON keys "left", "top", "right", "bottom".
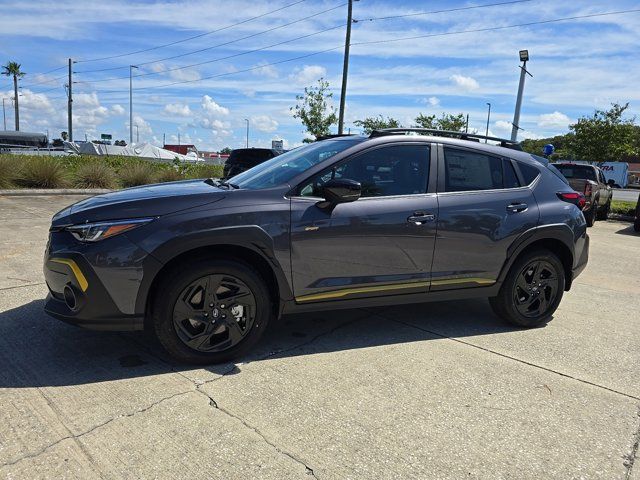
{"left": 229, "top": 139, "right": 362, "bottom": 190}
{"left": 555, "top": 164, "right": 596, "bottom": 181}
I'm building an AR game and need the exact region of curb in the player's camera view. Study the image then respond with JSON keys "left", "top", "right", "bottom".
{"left": 0, "top": 189, "right": 113, "bottom": 196}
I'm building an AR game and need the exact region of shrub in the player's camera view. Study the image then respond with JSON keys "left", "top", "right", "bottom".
{"left": 0, "top": 156, "right": 19, "bottom": 188}
{"left": 17, "top": 157, "right": 68, "bottom": 188}
{"left": 73, "top": 161, "right": 116, "bottom": 189}
{"left": 156, "top": 167, "right": 185, "bottom": 183}
{"left": 183, "top": 163, "right": 224, "bottom": 179}
{"left": 118, "top": 162, "right": 157, "bottom": 187}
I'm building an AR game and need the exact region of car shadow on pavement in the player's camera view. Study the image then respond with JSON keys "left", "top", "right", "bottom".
{"left": 614, "top": 224, "right": 639, "bottom": 236}
{"left": 0, "top": 298, "right": 521, "bottom": 389}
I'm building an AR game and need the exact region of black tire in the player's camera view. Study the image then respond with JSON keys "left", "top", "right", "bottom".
{"left": 489, "top": 249, "right": 565, "bottom": 328}
{"left": 151, "top": 259, "right": 272, "bottom": 364}
{"left": 584, "top": 203, "right": 596, "bottom": 227}
{"left": 596, "top": 198, "right": 611, "bottom": 220}
{"left": 634, "top": 217, "right": 640, "bottom": 233}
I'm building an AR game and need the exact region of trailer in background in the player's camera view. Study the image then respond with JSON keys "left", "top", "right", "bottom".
{"left": 597, "top": 162, "right": 629, "bottom": 188}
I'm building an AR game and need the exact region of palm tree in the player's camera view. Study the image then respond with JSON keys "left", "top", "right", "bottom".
{"left": 2, "top": 62, "right": 25, "bottom": 131}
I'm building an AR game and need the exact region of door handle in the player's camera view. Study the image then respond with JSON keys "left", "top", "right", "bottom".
{"left": 407, "top": 212, "right": 436, "bottom": 225}
{"left": 506, "top": 202, "right": 528, "bottom": 213}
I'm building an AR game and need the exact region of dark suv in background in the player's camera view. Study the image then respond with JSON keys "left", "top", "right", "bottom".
{"left": 222, "top": 148, "right": 280, "bottom": 178}
{"left": 44, "top": 129, "right": 589, "bottom": 364}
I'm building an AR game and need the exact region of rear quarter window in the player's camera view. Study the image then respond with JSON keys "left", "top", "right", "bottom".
{"left": 518, "top": 162, "right": 541, "bottom": 185}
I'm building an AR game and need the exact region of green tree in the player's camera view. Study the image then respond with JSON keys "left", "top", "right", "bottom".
{"left": 291, "top": 78, "right": 337, "bottom": 142}
{"left": 1, "top": 62, "right": 25, "bottom": 131}
{"left": 219, "top": 147, "right": 232, "bottom": 154}
{"left": 414, "top": 112, "right": 467, "bottom": 131}
{"left": 353, "top": 115, "right": 401, "bottom": 134}
{"left": 568, "top": 103, "right": 638, "bottom": 161}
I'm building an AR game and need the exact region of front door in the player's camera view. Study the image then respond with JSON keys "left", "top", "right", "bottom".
{"left": 290, "top": 143, "right": 438, "bottom": 303}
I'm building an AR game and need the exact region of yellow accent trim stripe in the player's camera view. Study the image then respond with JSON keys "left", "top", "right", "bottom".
{"left": 295, "top": 277, "right": 495, "bottom": 303}
{"left": 50, "top": 258, "right": 89, "bottom": 292}
{"left": 431, "top": 277, "right": 495, "bottom": 287}
{"left": 296, "top": 281, "right": 431, "bottom": 303}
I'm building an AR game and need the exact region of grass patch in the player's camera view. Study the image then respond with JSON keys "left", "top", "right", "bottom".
{"left": 0, "top": 156, "right": 19, "bottom": 188}
{"left": 156, "top": 167, "right": 185, "bottom": 183}
{"left": 74, "top": 161, "right": 116, "bottom": 189}
{"left": 611, "top": 200, "right": 637, "bottom": 216}
{"left": 16, "top": 157, "right": 69, "bottom": 188}
{"left": 118, "top": 162, "right": 158, "bottom": 188}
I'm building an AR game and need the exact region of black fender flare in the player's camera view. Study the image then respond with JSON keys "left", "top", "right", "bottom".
{"left": 498, "top": 223, "right": 576, "bottom": 286}
{"left": 135, "top": 225, "right": 292, "bottom": 314}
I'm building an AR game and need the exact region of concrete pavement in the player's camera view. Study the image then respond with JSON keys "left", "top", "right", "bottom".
{"left": 0, "top": 194, "right": 639, "bottom": 479}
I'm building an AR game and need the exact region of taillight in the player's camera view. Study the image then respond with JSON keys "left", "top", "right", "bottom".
{"left": 584, "top": 182, "right": 592, "bottom": 197}
{"left": 557, "top": 191, "right": 586, "bottom": 209}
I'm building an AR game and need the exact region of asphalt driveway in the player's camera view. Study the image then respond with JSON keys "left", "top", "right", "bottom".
{"left": 0, "top": 195, "right": 639, "bottom": 479}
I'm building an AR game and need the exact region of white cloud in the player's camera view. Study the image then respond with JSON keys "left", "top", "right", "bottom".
{"left": 494, "top": 120, "right": 513, "bottom": 134}
{"left": 291, "top": 65, "right": 326, "bottom": 85}
{"left": 127, "top": 114, "right": 152, "bottom": 138}
{"left": 425, "top": 96, "right": 440, "bottom": 106}
{"left": 450, "top": 74, "right": 479, "bottom": 91}
{"left": 253, "top": 62, "right": 278, "bottom": 79}
{"left": 538, "top": 111, "right": 571, "bottom": 128}
{"left": 251, "top": 115, "right": 278, "bottom": 133}
{"left": 164, "top": 102, "right": 192, "bottom": 117}
{"left": 201, "top": 95, "right": 229, "bottom": 117}
{"left": 168, "top": 68, "right": 200, "bottom": 82}
{"left": 110, "top": 104, "right": 125, "bottom": 115}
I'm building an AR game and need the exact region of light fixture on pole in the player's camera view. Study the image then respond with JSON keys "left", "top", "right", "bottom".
{"left": 485, "top": 102, "right": 491, "bottom": 142}
{"left": 129, "top": 65, "right": 138, "bottom": 144}
{"left": 510, "top": 49, "right": 532, "bottom": 142}
{"left": 244, "top": 118, "right": 249, "bottom": 148}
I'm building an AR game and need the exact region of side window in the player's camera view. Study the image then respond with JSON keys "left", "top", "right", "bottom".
{"left": 443, "top": 148, "right": 503, "bottom": 192}
{"left": 520, "top": 163, "right": 541, "bottom": 185}
{"left": 298, "top": 144, "right": 429, "bottom": 198}
{"left": 503, "top": 159, "right": 520, "bottom": 188}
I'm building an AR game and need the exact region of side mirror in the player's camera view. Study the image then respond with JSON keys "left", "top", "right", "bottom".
{"left": 607, "top": 179, "right": 615, "bottom": 187}
{"left": 321, "top": 178, "right": 361, "bottom": 205}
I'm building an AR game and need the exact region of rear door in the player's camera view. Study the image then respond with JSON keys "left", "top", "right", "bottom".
{"left": 431, "top": 144, "right": 539, "bottom": 290}
{"left": 289, "top": 142, "right": 438, "bottom": 303}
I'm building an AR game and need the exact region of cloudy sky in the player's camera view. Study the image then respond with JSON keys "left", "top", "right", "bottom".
{"left": 1, "top": 0, "right": 639, "bottom": 150}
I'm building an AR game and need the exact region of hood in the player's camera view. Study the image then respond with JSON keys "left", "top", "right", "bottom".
{"left": 53, "top": 179, "right": 226, "bottom": 225}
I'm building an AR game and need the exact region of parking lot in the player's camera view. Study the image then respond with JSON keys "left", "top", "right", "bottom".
{"left": 0, "top": 194, "right": 639, "bottom": 479}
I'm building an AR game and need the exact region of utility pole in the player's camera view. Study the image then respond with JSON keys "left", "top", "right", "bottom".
{"left": 465, "top": 114, "right": 469, "bottom": 133}
{"left": 163, "top": 133, "right": 166, "bottom": 147}
{"left": 135, "top": 125, "right": 139, "bottom": 143}
{"left": 129, "top": 65, "right": 138, "bottom": 144}
{"left": 178, "top": 133, "right": 181, "bottom": 145}
{"left": 2, "top": 98, "right": 6, "bottom": 130}
{"left": 244, "top": 118, "right": 249, "bottom": 147}
{"left": 67, "top": 58, "right": 73, "bottom": 141}
{"left": 511, "top": 50, "right": 532, "bottom": 142}
{"left": 337, "top": 0, "right": 354, "bottom": 135}
{"left": 485, "top": 102, "right": 491, "bottom": 142}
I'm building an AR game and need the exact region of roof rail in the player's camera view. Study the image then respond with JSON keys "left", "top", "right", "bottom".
{"left": 369, "top": 128, "right": 522, "bottom": 151}
{"left": 315, "top": 134, "right": 358, "bottom": 141}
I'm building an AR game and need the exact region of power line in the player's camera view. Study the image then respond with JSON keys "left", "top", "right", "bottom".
{"left": 23, "top": 84, "right": 64, "bottom": 94}
{"left": 21, "top": 73, "right": 67, "bottom": 89}
{"left": 76, "top": 2, "right": 346, "bottom": 75}
{"left": 352, "top": 8, "right": 640, "bottom": 46}
{"left": 76, "top": 23, "right": 346, "bottom": 84}
{"left": 75, "top": 0, "right": 309, "bottom": 63}
{"left": 354, "top": 0, "right": 532, "bottom": 22}
{"left": 29, "top": 65, "right": 67, "bottom": 76}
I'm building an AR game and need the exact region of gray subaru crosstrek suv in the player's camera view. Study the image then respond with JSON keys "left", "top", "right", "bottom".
{"left": 44, "top": 129, "right": 589, "bottom": 364}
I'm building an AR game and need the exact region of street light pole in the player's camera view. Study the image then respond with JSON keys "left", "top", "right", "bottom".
{"left": 510, "top": 50, "right": 532, "bottom": 142}
{"left": 135, "top": 125, "right": 139, "bottom": 143}
{"left": 485, "top": 102, "right": 491, "bottom": 142}
{"left": 2, "top": 98, "right": 6, "bottom": 130}
{"left": 129, "top": 65, "right": 138, "bottom": 144}
{"left": 68, "top": 58, "right": 73, "bottom": 142}
{"left": 244, "top": 118, "right": 249, "bottom": 148}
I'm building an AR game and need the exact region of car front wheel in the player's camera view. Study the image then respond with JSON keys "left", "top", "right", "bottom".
{"left": 489, "top": 249, "right": 565, "bottom": 328}
{"left": 152, "top": 259, "right": 272, "bottom": 364}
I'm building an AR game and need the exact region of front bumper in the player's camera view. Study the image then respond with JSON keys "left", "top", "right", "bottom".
{"left": 43, "top": 230, "right": 154, "bottom": 331}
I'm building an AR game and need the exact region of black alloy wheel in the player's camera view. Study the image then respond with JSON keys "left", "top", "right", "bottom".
{"left": 512, "top": 260, "right": 559, "bottom": 318}
{"left": 173, "top": 274, "right": 256, "bottom": 352}
{"left": 152, "top": 259, "right": 272, "bottom": 364}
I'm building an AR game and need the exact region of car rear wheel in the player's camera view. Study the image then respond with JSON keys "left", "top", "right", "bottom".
{"left": 596, "top": 198, "right": 611, "bottom": 220}
{"left": 583, "top": 202, "right": 597, "bottom": 227}
{"left": 489, "top": 249, "right": 565, "bottom": 328}
{"left": 151, "top": 259, "right": 272, "bottom": 364}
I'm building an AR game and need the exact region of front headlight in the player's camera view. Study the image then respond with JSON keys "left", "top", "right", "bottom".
{"left": 66, "top": 218, "right": 155, "bottom": 242}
